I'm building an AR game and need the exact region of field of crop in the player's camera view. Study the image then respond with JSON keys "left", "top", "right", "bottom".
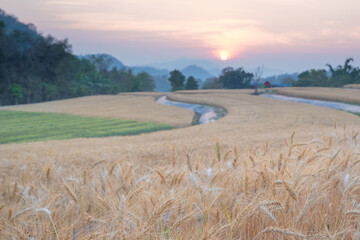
{"left": 0, "top": 110, "right": 172, "bottom": 144}
{"left": 274, "top": 87, "right": 360, "bottom": 104}
{"left": 1, "top": 89, "right": 360, "bottom": 239}
{"left": 1, "top": 93, "right": 194, "bottom": 128}
{"left": 344, "top": 84, "right": 360, "bottom": 89}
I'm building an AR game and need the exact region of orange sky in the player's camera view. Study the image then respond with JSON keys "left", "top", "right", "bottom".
{"left": 3, "top": 0, "right": 360, "bottom": 72}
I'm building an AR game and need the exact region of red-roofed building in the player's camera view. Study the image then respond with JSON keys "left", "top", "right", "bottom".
{"left": 263, "top": 81, "right": 272, "bottom": 88}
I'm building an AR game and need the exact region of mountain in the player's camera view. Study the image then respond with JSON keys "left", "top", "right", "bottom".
{"left": 208, "top": 69, "right": 222, "bottom": 76}
{"left": 130, "top": 66, "right": 170, "bottom": 92}
{"left": 181, "top": 65, "right": 214, "bottom": 81}
{"left": 78, "top": 54, "right": 125, "bottom": 70}
{"left": 0, "top": 9, "right": 39, "bottom": 36}
{"left": 131, "top": 66, "right": 168, "bottom": 76}
{"left": 78, "top": 54, "right": 171, "bottom": 91}
{"left": 149, "top": 58, "right": 220, "bottom": 72}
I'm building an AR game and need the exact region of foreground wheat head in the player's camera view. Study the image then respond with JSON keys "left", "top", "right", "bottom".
{"left": 1, "top": 130, "right": 360, "bottom": 239}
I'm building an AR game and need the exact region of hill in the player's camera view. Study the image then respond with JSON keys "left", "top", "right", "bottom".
{"left": 181, "top": 65, "right": 214, "bottom": 82}
{"left": 0, "top": 9, "right": 38, "bottom": 35}
{"left": 131, "top": 66, "right": 168, "bottom": 76}
{"left": 149, "top": 58, "right": 220, "bottom": 71}
{"left": 78, "top": 53, "right": 126, "bottom": 70}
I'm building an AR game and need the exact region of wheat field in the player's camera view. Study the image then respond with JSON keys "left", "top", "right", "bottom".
{"left": 1, "top": 93, "right": 194, "bottom": 128}
{"left": 274, "top": 87, "right": 360, "bottom": 105}
{"left": 344, "top": 84, "right": 360, "bottom": 89}
{"left": 1, "top": 89, "right": 360, "bottom": 239}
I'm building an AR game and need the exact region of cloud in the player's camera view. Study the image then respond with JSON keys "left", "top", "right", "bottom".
{"left": 36, "top": 0, "right": 360, "bottom": 61}
{"left": 45, "top": 1, "right": 86, "bottom": 6}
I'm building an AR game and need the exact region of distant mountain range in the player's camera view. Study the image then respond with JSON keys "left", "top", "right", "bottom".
{"left": 78, "top": 53, "right": 299, "bottom": 91}
{"left": 79, "top": 54, "right": 217, "bottom": 91}
{"left": 149, "top": 58, "right": 221, "bottom": 71}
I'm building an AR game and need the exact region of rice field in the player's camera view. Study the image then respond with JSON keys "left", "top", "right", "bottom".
{"left": 0, "top": 110, "right": 172, "bottom": 144}
{"left": 1, "top": 89, "right": 360, "bottom": 239}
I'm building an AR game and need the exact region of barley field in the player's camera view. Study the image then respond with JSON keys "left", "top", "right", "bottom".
{"left": 1, "top": 89, "right": 360, "bottom": 239}
{"left": 274, "top": 87, "right": 360, "bottom": 105}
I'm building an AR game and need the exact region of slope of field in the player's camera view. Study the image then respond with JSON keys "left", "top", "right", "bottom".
{"left": 1, "top": 90, "right": 360, "bottom": 239}
{"left": 0, "top": 110, "right": 172, "bottom": 144}
{"left": 0, "top": 93, "right": 194, "bottom": 128}
{"left": 274, "top": 87, "right": 360, "bottom": 104}
{"left": 344, "top": 84, "right": 360, "bottom": 89}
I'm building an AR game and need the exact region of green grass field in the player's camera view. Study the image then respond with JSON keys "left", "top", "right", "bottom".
{"left": 0, "top": 110, "right": 172, "bottom": 144}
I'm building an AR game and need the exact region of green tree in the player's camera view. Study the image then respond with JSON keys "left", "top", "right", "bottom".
{"left": 0, "top": 9, "right": 162, "bottom": 105}
{"left": 203, "top": 77, "right": 223, "bottom": 89}
{"left": 326, "top": 58, "right": 360, "bottom": 87}
{"left": 219, "top": 67, "right": 253, "bottom": 89}
{"left": 0, "top": 21, "right": 6, "bottom": 103}
{"left": 8, "top": 83, "right": 22, "bottom": 104}
{"left": 281, "top": 76, "right": 295, "bottom": 86}
{"left": 134, "top": 72, "right": 154, "bottom": 92}
{"left": 293, "top": 69, "right": 328, "bottom": 87}
{"left": 168, "top": 70, "right": 185, "bottom": 91}
{"left": 185, "top": 76, "right": 199, "bottom": 90}
{"left": 88, "top": 54, "right": 113, "bottom": 73}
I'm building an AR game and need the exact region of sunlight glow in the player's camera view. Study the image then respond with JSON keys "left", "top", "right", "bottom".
{"left": 220, "top": 51, "right": 229, "bottom": 61}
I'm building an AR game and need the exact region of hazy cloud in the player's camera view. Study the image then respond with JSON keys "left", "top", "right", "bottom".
{"left": 2, "top": 0, "right": 360, "bottom": 69}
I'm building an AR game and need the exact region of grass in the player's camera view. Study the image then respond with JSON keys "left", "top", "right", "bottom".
{"left": 0, "top": 110, "right": 172, "bottom": 144}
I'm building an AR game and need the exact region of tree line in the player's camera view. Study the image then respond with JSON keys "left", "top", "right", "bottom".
{"left": 174, "top": 58, "right": 360, "bottom": 92}
{"left": 168, "top": 67, "right": 254, "bottom": 91}
{"left": 0, "top": 18, "right": 155, "bottom": 105}
{"left": 290, "top": 58, "right": 360, "bottom": 87}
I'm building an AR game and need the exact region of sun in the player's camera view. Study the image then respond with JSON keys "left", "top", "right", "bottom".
{"left": 219, "top": 51, "right": 229, "bottom": 61}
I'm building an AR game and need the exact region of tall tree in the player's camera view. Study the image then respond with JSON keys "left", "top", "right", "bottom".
{"left": 0, "top": 9, "right": 164, "bottom": 105}
{"left": 203, "top": 77, "right": 223, "bottom": 89}
{"left": 219, "top": 67, "right": 253, "bottom": 89}
{"left": 185, "top": 76, "right": 199, "bottom": 90}
{"left": 252, "top": 66, "right": 263, "bottom": 95}
{"left": 326, "top": 58, "right": 360, "bottom": 86}
{"left": 168, "top": 70, "right": 185, "bottom": 91}
{"left": 293, "top": 69, "right": 328, "bottom": 87}
{"left": 131, "top": 72, "right": 155, "bottom": 92}
{"left": 0, "top": 21, "right": 6, "bottom": 101}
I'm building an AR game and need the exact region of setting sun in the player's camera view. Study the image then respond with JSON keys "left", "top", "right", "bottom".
{"left": 220, "top": 51, "right": 229, "bottom": 61}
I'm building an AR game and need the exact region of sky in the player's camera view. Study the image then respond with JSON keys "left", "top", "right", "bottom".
{"left": 2, "top": 0, "right": 360, "bottom": 73}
